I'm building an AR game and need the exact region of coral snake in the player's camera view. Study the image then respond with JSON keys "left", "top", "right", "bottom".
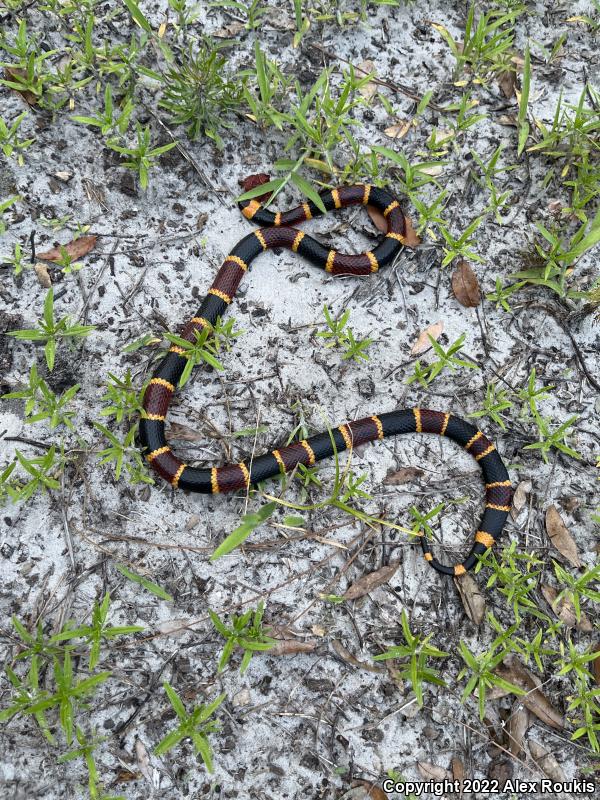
{"left": 139, "top": 184, "right": 512, "bottom": 576}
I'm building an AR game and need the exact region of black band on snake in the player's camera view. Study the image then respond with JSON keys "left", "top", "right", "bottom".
{"left": 139, "top": 184, "right": 512, "bottom": 576}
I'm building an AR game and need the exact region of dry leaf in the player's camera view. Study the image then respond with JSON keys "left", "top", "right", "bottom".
{"left": 134, "top": 737, "right": 154, "bottom": 784}
{"left": 343, "top": 561, "right": 400, "bottom": 600}
{"left": 213, "top": 21, "right": 245, "bottom": 38}
{"left": 420, "top": 163, "right": 445, "bottom": 177}
{"left": 480, "top": 684, "right": 512, "bottom": 701}
{"left": 547, "top": 199, "right": 564, "bottom": 216}
{"left": 38, "top": 235, "right": 97, "bottom": 262}
{"left": 166, "top": 422, "right": 203, "bottom": 442}
{"left": 185, "top": 514, "right": 201, "bottom": 531}
{"left": 498, "top": 114, "right": 518, "bottom": 127}
{"left": 367, "top": 204, "right": 387, "bottom": 233}
{"left": 593, "top": 645, "right": 600, "bottom": 686}
{"left": 545, "top": 505, "right": 582, "bottom": 567}
{"left": 34, "top": 262, "right": 51, "bottom": 288}
{"left": 451, "top": 259, "right": 481, "bottom": 307}
{"left": 239, "top": 173, "right": 271, "bottom": 202}
{"left": 454, "top": 571, "right": 486, "bottom": 625}
{"left": 451, "top": 756, "right": 465, "bottom": 785}
{"left": 495, "top": 657, "right": 564, "bottom": 730}
{"left": 115, "top": 768, "right": 139, "bottom": 783}
{"left": 384, "top": 466, "right": 424, "bottom": 485}
{"left": 511, "top": 480, "right": 530, "bottom": 519}
{"left": 529, "top": 740, "right": 565, "bottom": 782}
{"left": 268, "top": 639, "right": 317, "bottom": 656}
{"left": 340, "top": 785, "right": 387, "bottom": 800}
{"left": 366, "top": 208, "right": 419, "bottom": 248}
{"left": 507, "top": 700, "right": 529, "bottom": 756}
{"left": 54, "top": 171, "right": 72, "bottom": 182}
{"left": 3, "top": 66, "right": 38, "bottom": 105}
{"left": 498, "top": 70, "right": 517, "bottom": 99}
{"left": 540, "top": 584, "right": 592, "bottom": 631}
{"left": 157, "top": 618, "right": 197, "bottom": 636}
{"left": 384, "top": 121, "right": 411, "bottom": 139}
{"left": 356, "top": 60, "right": 377, "bottom": 100}
{"left": 351, "top": 781, "right": 388, "bottom": 800}
{"left": 417, "top": 762, "right": 451, "bottom": 781}
{"left": 411, "top": 321, "right": 444, "bottom": 355}
{"left": 332, "top": 640, "right": 386, "bottom": 673}
{"left": 403, "top": 216, "right": 421, "bottom": 248}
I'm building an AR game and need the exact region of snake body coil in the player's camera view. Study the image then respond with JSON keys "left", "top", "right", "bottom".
{"left": 139, "top": 184, "right": 512, "bottom": 576}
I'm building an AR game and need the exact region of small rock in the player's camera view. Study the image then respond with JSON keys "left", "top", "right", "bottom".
{"left": 232, "top": 688, "right": 251, "bottom": 707}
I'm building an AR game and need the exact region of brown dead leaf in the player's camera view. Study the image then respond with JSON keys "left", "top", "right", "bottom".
{"left": 480, "top": 684, "right": 512, "bottom": 701}
{"left": 541, "top": 584, "right": 593, "bottom": 631}
{"left": 185, "top": 514, "right": 201, "bottom": 531}
{"left": 495, "top": 656, "right": 564, "bottom": 730}
{"left": 115, "top": 768, "right": 139, "bottom": 783}
{"left": 34, "top": 262, "right": 51, "bottom": 288}
{"left": 417, "top": 762, "right": 451, "bottom": 781}
{"left": 498, "top": 114, "right": 518, "bottom": 127}
{"left": 213, "top": 21, "right": 245, "bottom": 38}
{"left": 366, "top": 208, "right": 419, "bottom": 248}
{"left": 451, "top": 259, "right": 481, "bottom": 307}
{"left": 511, "top": 480, "right": 531, "bottom": 519}
{"left": 454, "top": 571, "right": 486, "bottom": 625}
{"left": 239, "top": 173, "right": 271, "bottom": 202}
{"left": 166, "top": 422, "right": 203, "bottom": 442}
{"left": 340, "top": 785, "right": 387, "bottom": 800}
{"left": 351, "top": 781, "right": 388, "bottom": 800}
{"left": 529, "top": 740, "right": 565, "bottom": 782}
{"left": 545, "top": 505, "right": 582, "bottom": 567}
{"left": 134, "top": 737, "right": 154, "bottom": 784}
{"left": 38, "top": 235, "right": 97, "bottom": 263}
{"left": 451, "top": 756, "right": 465, "bottom": 785}
{"left": 411, "top": 321, "right": 444, "bottom": 355}
{"left": 384, "top": 121, "right": 411, "bottom": 139}
{"left": 356, "top": 60, "right": 377, "bottom": 100}
{"left": 332, "top": 640, "right": 386, "bottom": 673}
{"left": 507, "top": 700, "right": 529, "bottom": 756}
{"left": 367, "top": 205, "right": 387, "bottom": 233}
{"left": 402, "top": 215, "right": 421, "bottom": 248}
{"left": 268, "top": 639, "right": 317, "bottom": 657}
{"left": 547, "top": 198, "right": 564, "bottom": 216}
{"left": 498, "top": 70, "right": 517, "bottom": 99}
{"left": 384, "top": 466, "right": 424, "bottom": 485}
{"left": 3, "top": 67, "right": 39, "bottom": 105}
{"left": 343, "top": 561, "right": 400, "bottom": 600}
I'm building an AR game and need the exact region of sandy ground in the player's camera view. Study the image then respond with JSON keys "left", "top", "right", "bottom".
{"left": 1, "top": 1, "right": 599, "bottom": 799}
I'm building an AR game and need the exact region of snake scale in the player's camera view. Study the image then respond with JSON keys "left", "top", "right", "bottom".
{"left": 139, "top": 184, "right": 512, "bottom": 576}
